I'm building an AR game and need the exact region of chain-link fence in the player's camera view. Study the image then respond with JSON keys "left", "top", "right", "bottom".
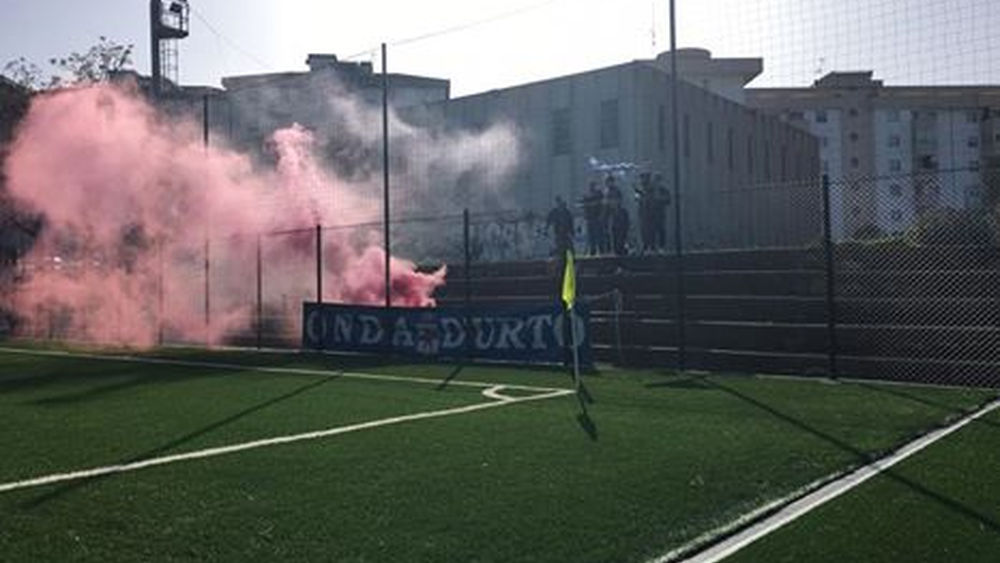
{"left": 3, "top": 165, "right": 999, "bottom": 387}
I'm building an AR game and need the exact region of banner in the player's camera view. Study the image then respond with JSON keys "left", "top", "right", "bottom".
{"left": 302, "top": 302, "right": 592, "bottom": 367}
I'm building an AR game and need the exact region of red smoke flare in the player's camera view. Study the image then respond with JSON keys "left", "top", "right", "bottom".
{"left": 2, "top": 84, "right": 445, "bottom": 346}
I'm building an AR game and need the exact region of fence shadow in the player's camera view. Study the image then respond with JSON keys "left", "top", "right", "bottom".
{"left": 649, "top": 373, "right": 1000, "bottom": 533}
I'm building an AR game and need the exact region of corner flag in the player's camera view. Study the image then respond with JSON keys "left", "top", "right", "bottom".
{"left": 561, "top": 249, "right": 576, "bottom": 310}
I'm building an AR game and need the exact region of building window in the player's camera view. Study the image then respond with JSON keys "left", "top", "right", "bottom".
{"left": 970, "top": 160, "right": 980, "bottom": 171}
{"left": 890, "top": 184, "right": 903, "bottom": 196}
{"left": 968, "top": 136, "right": 980, "bottom": 148}
{"left": 815, "top": 110, "right": 828, "bottom": 123}
{"left": 889, "top": 159, "right": 902, "bottom": 172}
{"left": 887, "top": 109, "right": 900, "bottom": 122}
{"left": 683, "top": 113, "right": 691, "bottom": 158}
{"left": 821, "top": 136, "right": 829, "bottom": 147}
{"left": 849, "top": 132, "right": 859, "bottom": 142}
{"left": 657, "top": 104, "right": 665, "bottom": 151}
{"left": 727, "top": 127, "right": 734, "bottom": 170}
{"left": 850, "top": 157, "right": 859, "bottom": 169}
{"left": 851, "top": 206, "right": 861, "bottom": 217}
{"left": 706, "top": 122, "right": 714, "bottom": 163}
{"left": 551, "top": 108, "right": 571, "bottom": 156}
{"left": 788, "top": 111, "right": 804, "bottom": 121}
{"left": 888, "top": 135, "right": 901, "bottom": 148}
{"left": 822, "top": 160, "right": 829, "bottom": 173}
{"left": 967, "top": 109, "right": 980, "bottom": 123}
{"left": 849, "top": 108, "right": 859, "bottom": 117}
{"left": 599, "top": 99, "right": 620, "bottom": 149}
{"left": 891, "top": 209, "right": 903, "bottom": 222}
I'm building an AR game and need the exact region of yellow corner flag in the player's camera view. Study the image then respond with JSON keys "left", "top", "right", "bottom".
{"left": 561, "top": 249, "right": 576, "bottom": 310}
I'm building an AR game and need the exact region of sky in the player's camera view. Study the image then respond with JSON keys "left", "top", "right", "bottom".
{"left": 2, "top": 0, "right": 999, "bottom": 97}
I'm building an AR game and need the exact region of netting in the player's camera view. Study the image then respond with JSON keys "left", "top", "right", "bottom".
{"left": 3, "top": 0, "right": 1000, "bottom": 388}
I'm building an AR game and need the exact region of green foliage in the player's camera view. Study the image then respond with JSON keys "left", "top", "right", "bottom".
{"left": 905, "top": 208, "right": 998, "bottom": 247}
{"left": 2, "top": 36, "right": 133, "bottom": 91}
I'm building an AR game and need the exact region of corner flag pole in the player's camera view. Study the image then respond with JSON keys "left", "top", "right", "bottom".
{"left": 562, "top": 249, "right": 582, "bottom": 396}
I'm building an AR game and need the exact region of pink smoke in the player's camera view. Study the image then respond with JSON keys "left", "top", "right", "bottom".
{"left": 3, "top": 84, "right": 445, "bottom": 346}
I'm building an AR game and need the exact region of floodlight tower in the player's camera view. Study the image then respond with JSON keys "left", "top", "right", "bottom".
{"left": 150, "top": 0, "right": 190, "bottom": 98}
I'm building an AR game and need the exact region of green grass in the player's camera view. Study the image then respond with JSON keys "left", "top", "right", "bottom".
{"left": 0, "top": 345, "right": 995, "bottom": 562}
{"left": 723, "top": 409, "right": 1000, "bottom": 563}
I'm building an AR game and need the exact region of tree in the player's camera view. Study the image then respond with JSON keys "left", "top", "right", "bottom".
{"left": 2, "top": 36, "right": 134, "bottom": 90}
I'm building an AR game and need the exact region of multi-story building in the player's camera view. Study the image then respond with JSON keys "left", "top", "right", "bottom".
{"left": 418, "top": 49, "right": 819, "bottom": 250}
{"left": 748, "top": 72, "right": 1000, "bottom": 239}
{"left": 221, "top": 54, "right": 450, "bottom": 158}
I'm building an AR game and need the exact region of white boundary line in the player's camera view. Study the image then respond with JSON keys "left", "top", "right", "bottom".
{"left": 0, "top": 346, "right": 569, "bottom": 393}
{"left": 0, "top": 347, "right": 575, "bottom": 495}
{"left": 653, "top": 396, "right": 1000, "bottom": 563}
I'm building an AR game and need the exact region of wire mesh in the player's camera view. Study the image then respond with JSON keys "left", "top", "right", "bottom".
{"left": 834, "top": 165, "right": 1000, "bottom": 387}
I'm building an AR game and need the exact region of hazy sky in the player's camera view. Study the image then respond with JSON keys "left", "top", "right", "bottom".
{"left": 2, "top": 0, "right": 998, "bottom": 96}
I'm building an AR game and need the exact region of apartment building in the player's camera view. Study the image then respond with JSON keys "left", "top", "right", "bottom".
{"left": 748, "top": 72, "right": 1000, "bottom": 238}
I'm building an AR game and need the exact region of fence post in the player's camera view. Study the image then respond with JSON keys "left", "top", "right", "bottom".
{"left": 669, "top": 0, "right": 686, "bottom": 372}
{"left": 463, "top": 209, "right": 471, "bottom": 310}
{"left": 316, "top": 224, "right": 323, "bottom": 303}
{"left": 256, "top": 233, "right": 262, "bottom": 350}
{"left": 463, "top": 209, "right": 472, "bottom": 361}
{"left": 821, "top": 174, "right": 839, "bottom": 378}
{"left": 157, "top": 239, "right": 164, "bottom": 346}
{"left": 381, "top": 42, "right": 391, "bottom": 308}
{"left": 204, "top": 235, "right": 210, "bottom": 346}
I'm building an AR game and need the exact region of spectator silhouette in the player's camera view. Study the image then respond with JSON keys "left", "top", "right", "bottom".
{"left": 581, "top": 181, "right": 604, "bottom": 256}
{"left": 546, "top": 196, "right": 574, "bottom": 257}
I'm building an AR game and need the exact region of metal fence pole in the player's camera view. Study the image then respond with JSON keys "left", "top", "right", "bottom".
{"left": 204, "top": 235, "right": 210, "bottom": 346}
{"left": 256, "top": 233, "right": 262, "bottom": 350}
{"left": 464, "top": 208, "right": 472, "bottom": 361}
{"left": 157, "top": 239, "right": 164, "bottom": 346}
{"left": 821, "top": 174, "right": 839, "bottom": 377}
{"left": 316, "top": 224, "right": 323, "bottom": 303}
{"left": 669, "top": 0, "right": 687, "bottom": 371}
{"left": 463, "top": 209, "right": 471, "bottom": 310}
{"left": 381, "top": 42, "right": 391, "bottom": 308}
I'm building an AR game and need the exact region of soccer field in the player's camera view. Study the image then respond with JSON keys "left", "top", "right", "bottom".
{"left": 0, "top": 345, "right": 997, "bottom": 562}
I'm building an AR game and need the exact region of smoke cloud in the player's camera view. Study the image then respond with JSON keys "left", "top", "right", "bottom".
{"left": 2, "top": 82, "right": 518, "bottom": 346}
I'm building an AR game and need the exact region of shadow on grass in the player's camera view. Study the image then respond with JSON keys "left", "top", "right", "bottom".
{"left": 577, "top": 410, "right": 599, "bottom": 441}
{"left": 19, "top": 374, "right": 336, "bottom": 510}
{"left": 648, "top": 374, "right": 1000, "bottom": 534}
{"left": 436, "top": 365, "right": 465, "bottom": 390}
{"left": 852, "top": 380, "right": 1000, "bottom": 430}
{"left": 645, "top": 375, "right": 715, "bottom": 391}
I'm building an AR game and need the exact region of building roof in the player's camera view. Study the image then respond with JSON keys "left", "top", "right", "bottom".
{"left": 221, "top": 53, "right": 449, "bottom": 93}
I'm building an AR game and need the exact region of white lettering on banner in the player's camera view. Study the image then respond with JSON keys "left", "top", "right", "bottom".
{"left": 414, "top": 318, "right": 440, "bottom": 355}
{"left": 495, "top": 318, "right": 526, "bottom": 350}
{"left": 358, "top": 315, "right": 383, "bottom": 345}
{"left": 440, "top": 317, "right": 466, "bottom": 349}
{"left": 472, "top": 318, "right": 495, "bottom": 350}
{"left": 305, "top": 309, "right": 326, "bottom": 344}
{"left": 525, "top": 315, "right": 554, "bottom": 350}
{"left": 392, "top": 317, "right": 415, "bottom": 348}
{"left": 333, "top": 315, "right": 352, "bottom": 343}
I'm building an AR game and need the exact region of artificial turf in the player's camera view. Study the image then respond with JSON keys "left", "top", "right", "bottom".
{"left": 0, "top": 346, "right": 995, "bottom": 562}
{"left": 721, "top": 409, "right": 1000, "bottom": 563}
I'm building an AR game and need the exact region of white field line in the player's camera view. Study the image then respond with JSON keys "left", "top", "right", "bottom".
{"left": 0, "top": 383, "right": 574, "bottom": 495}
{"left": 654, "top": 396, "right": 1000, "bottom": 563}
{"left": 0, "top": 347, "right": 569, "bottom": 394}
